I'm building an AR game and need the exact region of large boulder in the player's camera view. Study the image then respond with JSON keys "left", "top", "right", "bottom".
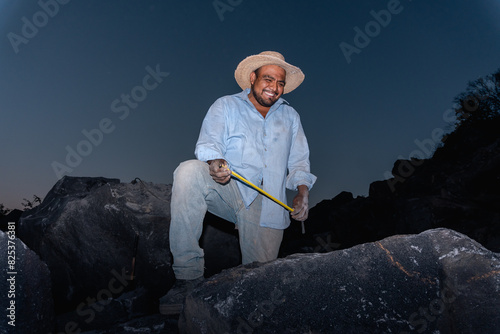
{"left": 18, "top": 176, "right": 174, "bottom": 314}
{"left": 180, "top": 228, "right": 500, "bottom": 333}
{"left": 0, "top": 230, "right": 54, "bottom": 334}
{"left": 17, "top": 176, "right": 242, "bottom": 332}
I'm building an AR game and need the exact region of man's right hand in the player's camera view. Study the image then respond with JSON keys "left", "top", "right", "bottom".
{"left": 208, "top": 159, "right": 231, "bottom": 184}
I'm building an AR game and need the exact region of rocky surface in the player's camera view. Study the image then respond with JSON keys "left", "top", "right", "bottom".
{"left": 180, "top": 228, "right": 500, "bottom": 334}
{"left": 18, "top": 176, "right": 175, "bottom": 318}
{"left": 79, "top": 314, "right": 179, "bottom": 333}
{"left": 16, "top": 176, "right": 241, "bottom": 333}
{"left": 0, "top": 230, "right": 54, "bottom": 334}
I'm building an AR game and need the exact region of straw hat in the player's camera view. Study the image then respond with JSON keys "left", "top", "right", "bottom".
{"left": 234, "top": 51, "right": 305, "bottom": 94}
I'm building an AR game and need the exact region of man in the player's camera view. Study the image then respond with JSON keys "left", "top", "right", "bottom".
{"left": 160, "top": 51, "right": 317, "bottom": 315}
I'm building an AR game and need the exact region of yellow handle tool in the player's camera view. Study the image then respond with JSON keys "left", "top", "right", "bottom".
{"left": 229, "top": 169, "right": 294, "bottom": 212}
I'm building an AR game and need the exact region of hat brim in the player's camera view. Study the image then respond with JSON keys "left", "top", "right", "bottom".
{"left": 234, "top": 54, "right": 305, "bottom": 94}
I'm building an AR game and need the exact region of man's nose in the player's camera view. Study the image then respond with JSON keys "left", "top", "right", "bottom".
{"left": 270, "top": 81, "right": 278, "bottom": 92}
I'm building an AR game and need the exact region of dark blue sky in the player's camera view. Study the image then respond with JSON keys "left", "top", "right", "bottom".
{"left": 1, "top": 0, "right": 500, "bottom": 210}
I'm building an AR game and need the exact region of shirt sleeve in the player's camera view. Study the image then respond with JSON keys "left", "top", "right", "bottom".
{"left": 286, "top": 113, "right": 317, "bottom": 191}
{"left": 195, "top": 98, "right": 227, "bottom": 162}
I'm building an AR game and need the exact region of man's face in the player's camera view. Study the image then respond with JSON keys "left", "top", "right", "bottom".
{"left": 249, "top": 65, "right": 286, "bottom": 108}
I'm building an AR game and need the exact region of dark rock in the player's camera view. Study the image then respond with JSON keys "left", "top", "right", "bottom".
{"left": 280, "top": 191, "right": 356, "bottom": 256}
{"left": 368, "top": 179, "right": 396, "bottom": 199}
{"left": 0, "top": 208, "right": 23, "bottom": 232}
{"left": 55, "top": 287, "right": 162, "bottom": 333}
{"left": 18, "top": 176, "right": 175, "bottom": 314}
{"left": 180, "top": 228, "right": 500, "bottom": 334}
{"left": 0, "top": 230, "right": 54, "bottom": 333}
{"left": 16, "top": 175, "right": 243, "bottom": 333}
{"left": 391, "top": 158, "right": 426, "bottom": 181}
{"left": 80, "top": 314, "right": 179, "bottom": 334}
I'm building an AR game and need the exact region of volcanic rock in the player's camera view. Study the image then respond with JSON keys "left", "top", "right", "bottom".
{"left": 0, "top": 230, "right": 54, "bottom": 334}
{"left": 16, "top": 175, "right": 242, "bottom": 332}
{"left": 18, "top": 176, "right": 175, "bottom": 314}
{"left": 180, "top": 228, "right": 500, "bottom": 334}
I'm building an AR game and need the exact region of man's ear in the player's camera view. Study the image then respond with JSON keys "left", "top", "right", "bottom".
{"left": 250, "top": 71, "right": 256, "bottom": 85}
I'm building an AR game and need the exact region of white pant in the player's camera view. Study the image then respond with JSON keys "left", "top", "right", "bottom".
{"left": 169, "top": 160, "right": 284, "bottom": 280}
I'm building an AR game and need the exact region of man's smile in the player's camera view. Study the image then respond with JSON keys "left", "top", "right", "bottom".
{"left": 263, "top": 90, "right": 277, "bottom": 98}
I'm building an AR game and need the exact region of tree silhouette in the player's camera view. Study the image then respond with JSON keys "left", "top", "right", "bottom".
{"left": 21, "top": 195, "right": 42, "bottom": 210}
{"left": 454, "top": 68, "right": 500, "bottom": 125}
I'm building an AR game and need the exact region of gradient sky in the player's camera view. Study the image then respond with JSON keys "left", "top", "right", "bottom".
{"left": 1, "top": 0, "right": 500, "bottom": 210}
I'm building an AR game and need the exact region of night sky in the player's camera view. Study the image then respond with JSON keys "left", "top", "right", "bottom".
{"left": 1, "top": 0, "right": 499, "bottom": 210}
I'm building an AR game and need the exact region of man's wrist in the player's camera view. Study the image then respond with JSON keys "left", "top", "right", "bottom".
{"left": 297, "top": 185, "right": 309, "bottom": 196}
{"left": 207, "top": 159, "right": 225, "bottom": 167}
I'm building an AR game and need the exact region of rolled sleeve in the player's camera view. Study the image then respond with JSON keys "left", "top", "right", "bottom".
{"left": 286, "top": 169, "right": 317, "bottom": 191}
{"left": 286, "top": 117, "right": 317, "bottom": 191}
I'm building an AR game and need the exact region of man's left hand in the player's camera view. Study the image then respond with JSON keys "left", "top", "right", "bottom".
{"left": 291, "top": 185, "right": 309, "bottom": 221}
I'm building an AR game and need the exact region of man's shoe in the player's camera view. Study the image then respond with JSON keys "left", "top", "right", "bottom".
{"left": 159, "top": 277, "right": 204, "bottom": 315}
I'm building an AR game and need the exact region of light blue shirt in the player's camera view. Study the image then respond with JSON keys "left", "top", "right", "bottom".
{"left": 195, "top": 89, "right": 317, "bottom": 229}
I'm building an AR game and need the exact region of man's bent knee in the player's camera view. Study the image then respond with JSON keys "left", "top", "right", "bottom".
{"left": 174, "top": 160, "right": 208, "bottom": 182}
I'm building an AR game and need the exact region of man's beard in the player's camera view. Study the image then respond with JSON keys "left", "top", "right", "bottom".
{"left": 251, "top": 88, "right": 276, "bottom": 108}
